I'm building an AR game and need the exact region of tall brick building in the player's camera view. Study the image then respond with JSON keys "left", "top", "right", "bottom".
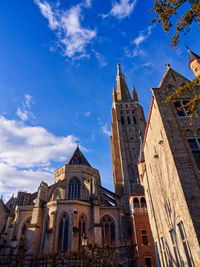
{"left": 139, "top": 48, "right": 200, "bottom": 266}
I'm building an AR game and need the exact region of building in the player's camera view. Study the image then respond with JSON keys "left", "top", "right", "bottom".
{"left": 0, "top": 65, "right": 156, "bottom": 266}
{"left": 138, "top": 49, "right": 200, "bottom": 266}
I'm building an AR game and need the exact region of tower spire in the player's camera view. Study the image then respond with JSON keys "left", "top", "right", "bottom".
{"left": 116, "top": 64, "right": 132, "bottom": 101}
{"left": 132, "top": 84, "right": 139, "bottom": 102}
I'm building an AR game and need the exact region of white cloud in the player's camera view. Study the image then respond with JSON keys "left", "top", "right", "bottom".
{"left": 125, "top": 25, "right": 154, "bottom": 58}
{"left": 101, "top": 123, "right": 111, "bottom": 137}
{"left": 132, "top": 25, "right": 153, "bottom": 46}
{"left": 103, "top": 0, "right": 137, "bottom": 19}
{"left": 84, "top": 111, "right": 91, "bottom": 117}
{"left": 0, "top": 116, "right": 79, "bottom": 199}
{"left": 93, "top": 50, "right": 107, "bottom": 67}
{"left": 34, "top": 0, "right": 96, "bottom": 58}
{"left": 16, "top": 94, "right": 35, "bottom": 122}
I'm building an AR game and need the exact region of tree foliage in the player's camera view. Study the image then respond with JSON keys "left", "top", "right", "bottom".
{"left": 151, "top": 0, "right": 200, "bottom": 48}
{"left": 165, "top": 75, "right": 200, "bottom": 118}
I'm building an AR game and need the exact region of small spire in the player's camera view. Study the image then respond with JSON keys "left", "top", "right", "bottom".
{"left": 132, "top": 84, "right": 138, "bottom": 102}
{"left": 165, "top": 63, "right": 171, "bottom": 69}
{"left": 112, "top": 85, "right": 117, "bottom": 102}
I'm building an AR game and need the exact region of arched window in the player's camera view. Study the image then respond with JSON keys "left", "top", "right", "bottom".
{"left": 58, "top": 214, "right": 69, "bottom": 252}
{"left": 21, "top": 218, "right": 31, "bottom": 243}
{"left": 133, "top": 198, "right": 139, "bottom": 208}
{"left": 42, "top": 215, "right": 51, "bottom": 253}
{"left": 101, "top": 215, "right": 115, "bottom": 246}
{"left": 79, "top": 215, "right": 87, "bottom": 247}
{"left": 68, "top": 178, "right": 81, "bottom": 199}
{"left": 141, "top": 197, "right": 146, "bottom": 207}
{"left": 51, "top": 187, "right": 62, "bottom": 201}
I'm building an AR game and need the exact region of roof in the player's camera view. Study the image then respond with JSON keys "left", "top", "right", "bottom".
{"left": 188, "top": 49, "right": 200, "bottom": 67}
{"left": 65, "top": 146, "right": 91, "bottom": 167}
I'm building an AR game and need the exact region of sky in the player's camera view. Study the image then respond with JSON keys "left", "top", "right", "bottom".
{"left": 0, "top": 0, "right": 199, "bottom": 201}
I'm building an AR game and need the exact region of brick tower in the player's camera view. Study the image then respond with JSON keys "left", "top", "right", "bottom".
{"left": 110, "top": 64, "right": 146, "bottom": 211}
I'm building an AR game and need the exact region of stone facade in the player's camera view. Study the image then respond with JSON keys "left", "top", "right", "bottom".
{"left": 139, "top": 56, "right": 200, "bottom": 266}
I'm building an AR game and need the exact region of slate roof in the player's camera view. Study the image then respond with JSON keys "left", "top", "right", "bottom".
{"left": 66, "top": 146, "right": 91, "bottom": 167}
{"left": 188, "top": 49, "right": 200, "bottom": 65}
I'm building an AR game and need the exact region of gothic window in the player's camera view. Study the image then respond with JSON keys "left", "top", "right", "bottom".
{"left": 101, "top": 215, "right": 115, "bottom": 246}
{"left": 42, "top": 215, "right": 51, "bottom": 253}
{"left": 58, "top": 214, "right": 69, "bottom": 252}
{"left": 78, "top": 215, "right": 86, "bottom": 247}
{"left": 21, "top": 218, "right": 31, "bottom": 243}
{"left": 174, "top": 100, "right": 191, "bottom": 117}
{"left": 188, "top": 138, "right": 200, "bottom": 169}
{"left": 177, "top": 221, "right": 193, "bottom": 267}
{"left": 121, "top": 116, "right": 124, "bottom": 125}
{"left": 141, "top": 197, "right": 146, "bottom": 207}
{"left": 68, "top": 178, "right": 81, "bottom": 199}
{"left": 51, "top": 187, "right": 62, "bottom": 201}
{"left": 127, "top": 116, "right": 131, "bottom": 124}
{"left": 133, "top": 197, "right": 139, "bottom": 207}
{"left": 141, "top": 229, "right": 148, "bottom": 245}
{"left": 169, "top": 229, "right": 180, "bottom": 266}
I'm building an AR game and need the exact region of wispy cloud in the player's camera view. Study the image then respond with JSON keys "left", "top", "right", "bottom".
{"left": 101, "top": 123, "right": 111, "bottom": 136}
{"left": 93, "top": 50, "right": 107, "bottom": 67}
{"left": 16, "top": 94, "right": 35, "bottom": 121}
{"left": 125, "top": 25, "right": 154, "bottom": 58}
{"left": 0, "top": 115, "right": 79, "bottom": 200}
{"left": 84, "top": 111, "right": 91, "bottom": 117}
{"left": 103, "top": 0, "right": 137, "bottom": 19}
{"left": 34, "top": 0, "right": 96, "bottom": 59}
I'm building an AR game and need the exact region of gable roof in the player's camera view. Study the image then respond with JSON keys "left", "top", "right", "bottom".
{"left": 65, "top": 146, "right": 91, "bottom": 167}
{"left": 158, "top": 66, "right": 189, "bottom": 89}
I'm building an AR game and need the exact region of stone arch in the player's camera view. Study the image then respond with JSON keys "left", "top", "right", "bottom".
{"left": 100, "top": 214, "right": 116, "bottom": 247}
{"left": 50, "top": 187, "right": 62, "bottom": 201}
{"left": 19, "top": 216, "right": 31, "bottom": 245}
{"left": 67, "top": 177, "right": 81, "bottom": 199}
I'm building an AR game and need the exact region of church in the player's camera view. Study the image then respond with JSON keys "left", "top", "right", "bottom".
{"left": 0, "top": 48, "right": 200, "bottom": 267}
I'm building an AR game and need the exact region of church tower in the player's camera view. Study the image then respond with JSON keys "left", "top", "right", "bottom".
{"left": 110, "top": 64, "right": 146, "bottom": 210}
{"left": 188, "top": 48, "right": 200, "bottom": 77}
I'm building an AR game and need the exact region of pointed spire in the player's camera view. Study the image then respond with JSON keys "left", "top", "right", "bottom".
{"left": 187, "top": 48, "right": 200, "bottom": 68}
{"left": 132, "top": 84, "right": 138, "bottom": 102}
{"left": 112, "top": 85, "right": 117, "bottom": 103}
{"left": 116, "top": 64, "right": 132, "bottom": 101}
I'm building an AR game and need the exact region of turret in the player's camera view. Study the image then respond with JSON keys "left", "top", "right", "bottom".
{"left": 188, "top": 48, "right": 200, "bottom": 77}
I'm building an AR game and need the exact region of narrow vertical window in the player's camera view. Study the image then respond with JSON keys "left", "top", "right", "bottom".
{"left": 177, "top": 221, "right": 193, "bottom": 267}
{"left": 121, "top": 116, "right": 124, "bottom": 125}
{"left": 145, "top": 257, "right": 152, "bottom": 267}
{"left": 133, "top": 197, "right": 139, "bottom": 207}
{"left": 79, "top": 215, "right": 87, "bottom": 247}
{"left": 127, "top": 116, "right": 131, "bottom": 124}
{"left": 133, "top": 116, "right": 137, "bottom": 124}
{"left": 169, "top": 229, "right": 180, "bottom": 266}
{"left": 188, "top": 138, "right": 200, "bottom": 169}
{"left": 58, "top": 214, "right": 69, "bottom": 252}
{"left": 141, "top": 197, "right": 146, "bottom": 207}
{"left": 141, "top": 229, "right": 148, "bottom": 245}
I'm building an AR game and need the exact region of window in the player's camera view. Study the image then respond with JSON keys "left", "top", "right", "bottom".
{"left": 160, "top": 237, "right": 168, "bottom": 267}
{"left": 174, "top": 100, "right": 191, "bottom": 117}
{"left": 169, "top": 229, "right": 180, "bottom": 266}
{"left": 195, "top": 67, "right": 198, "bottom": 72}
{"left": 141, "top": 197, "right": 146, "bottom": 207}
{"left": 177, "top": 221, "right": 193, "bottom": 267}
{"left": 133, "top": 197, "right": 139, "bottom": 207}
{"left": 58, "top": 214, "right": 69, "bottom": 252}
{"left": 20, "top": 218, "right": 31, "bottom": 245}
{"left": 127, "top": 116, "right": 131, "bottom": 124}
{"left": 42, "top": 215, "right": 51, "bottom": 253}
{"left": 51, "top": 187, "right": 62, "bottom": 201}
{"left": 79, "top": 215, "right": 86, "bottom": 247}
{"left": 68, "top": 178, "right": 81, "bottom": 199}
{"left": 101, "top": 215, "right": 115, "bottom": 246}
{"left": 188, "top": 138, "right": 200, "bottom": 169}
{"left": 145, "top": 257, "right": 152, "bottom": 267}
{"left": 141, "top": 229, "right": 148, "bottom": 245}
{"left": 121, "top": 116, "right": 124, "bottom": 125}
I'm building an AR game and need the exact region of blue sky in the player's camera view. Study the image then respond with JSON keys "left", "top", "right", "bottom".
{"left": 0, "top": 0, "right": 199, "bottom": 201}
